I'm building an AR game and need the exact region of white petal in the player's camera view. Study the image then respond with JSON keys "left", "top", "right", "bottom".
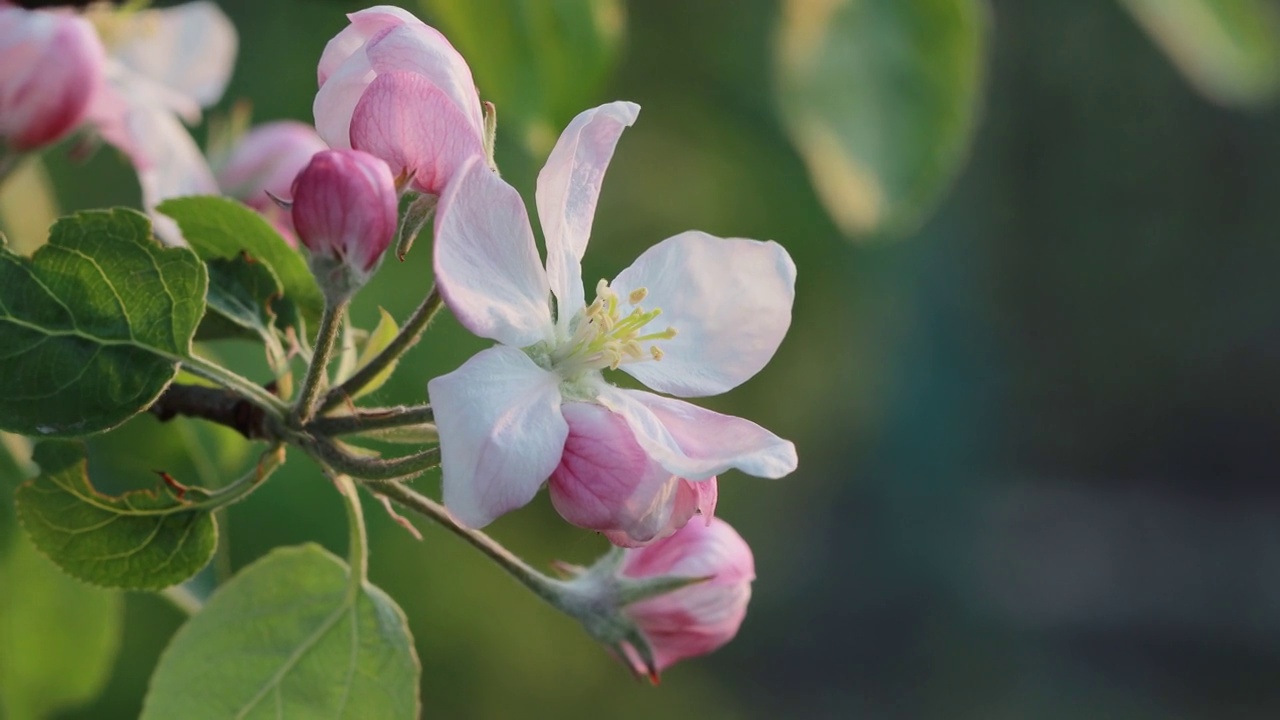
{"left": 597, "top": 388, "right": 797, "bottom": 481}
{"left": 428, "top": 346, "right": 568, "bottom": 528}
{"left": 110, "top": 1, "right": 236, "bottom": 111}
{"left": 535, "top": 101, "right": 639, "bottom": 327}
{"left": 611, "top": 231, "right": 796, "bottom": 397}
{"left": 317, "top": 5, "right": 421, "bottom": 86}
{"left": 365, "top": 23, "right": 484, "bottom": 138}
{"left": 312, "top": 48, "right": 373, "bottom": 150}
{"left": 434, "top": 157, "right": 553, "bottom": 347}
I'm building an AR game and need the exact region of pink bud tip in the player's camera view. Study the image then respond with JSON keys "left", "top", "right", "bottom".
{"left": 0, "top": 7, "right": 106, "bottom": 151}
{"left": 290, "top": 149, "right": 398, "bottom": 288}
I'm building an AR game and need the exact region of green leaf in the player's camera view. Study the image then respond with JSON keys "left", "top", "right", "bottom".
{"left": 775, "top": 0, "right": 988, "bottom": 239}
{"left": 0, "top": 208, "right": 207, "bottom": 437}
{"left": 0, "top": 529, "right": 123, "bottom": 720}
{"left": 16, "top": 441, "right": 217, "bottom": 590}
{"left": 200, "top": 249, "right": 303, "bottom": 345}
{"left": 158, "top": 196, "right": 322, "bottom": 332}
{"left": 349, "top": 307, "right": 399, "bottom": 401}
{"left": 1120, "top": 0, "right": 1280, "bottom": 107}
{"left": 141, "top": 544, "right": 421, "bottom": 720}
{"left": 419, "top": 0, "right": 625, "bottom": 155}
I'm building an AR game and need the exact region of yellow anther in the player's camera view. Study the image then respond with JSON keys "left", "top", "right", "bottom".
{"left": 650, "top": 346, "right": 664, "bottom": 361}
{"left": 628, "top": 287, "right": 648, "bottom": 305}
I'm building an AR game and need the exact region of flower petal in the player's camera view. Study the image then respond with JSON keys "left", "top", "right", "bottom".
{"left": 428, "top": 346, "right": 568, "bottom": 528}
{"left": 549, "top": 402, "right": 703, "bottom": 547}
{"left": 317, "top": 5, "right": 420, "bottom": 86}
{"left": 434, "top": 157, "right": 554, "bottom": 346}
{"left": 364, "top": 23, "right": 484, "bottom": 137}
{"left": 110, "top": 1, "right": 236, "bottom": 112}
{"left": 536, "top": 101, "right": 639, "bottom": 325}
{"left": 597, "top": 388, "right": 797, "bottom": 481}
{"left": 611, "top": 231, "right": 796, "bottom": 397}
{"left": 312, "top": 46, "right": 373, "bottom": 150}
{"left": 350, "top": 71, "right": 484, "bottom": 195}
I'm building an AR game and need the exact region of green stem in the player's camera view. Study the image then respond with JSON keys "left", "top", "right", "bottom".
{"left": 179, "top": 353, "right": 288, "bottom": 419}
{"left": 306, "top": 404, "right": 433, "bottom": 436}
{"left": 374, "top": 482, "right": 568, "bottom": 609}
{"left": 303, "top": 438, "right": 439, "bottom": 481}
{"left": 185, "top": 445, "right": 286, "bottom": 513}
{"left": 293, "top": 298, "right": 349, "bottom": 425}
{"left": 321, "top": 286, "right": 442, "bottom": 412}
{"left": 333, "top": 473, "right": 368, "bottom": 592}
{"left": 159, "top": 584, "right": 204, "bottom": 616}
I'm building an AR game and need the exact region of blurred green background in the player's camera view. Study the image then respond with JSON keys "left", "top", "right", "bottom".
{"left": 5, "top": 0, "right": 1280, "bottom": 717}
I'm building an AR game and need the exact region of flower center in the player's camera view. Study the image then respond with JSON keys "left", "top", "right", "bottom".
{"left": 549, "top": 279, "right": 676, "bottom": 378}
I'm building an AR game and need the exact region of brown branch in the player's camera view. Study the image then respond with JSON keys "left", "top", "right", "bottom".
{"left": 149, "top": 383, "right": 272, "bottom": 440}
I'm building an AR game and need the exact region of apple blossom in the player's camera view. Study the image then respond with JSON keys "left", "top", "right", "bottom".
{"left": 291, "top": 149, "right": 398, "bottom": 300}
{"left": 82, "top": 0, "right": 236, "bottom": 242}
{"left": 214, "top": 120, "right": 329, "bottom": 244}
{"left": 617, "top": 517, "right": 755, "bottom": 678}
{"left": 0, "top": 5, "right": 105, "bottom": 152}
{"left": 313, "top": 5, "right": 485, "bottom": 196}
{"left": 428, "top": 101, "right": 797, "bottom": 539}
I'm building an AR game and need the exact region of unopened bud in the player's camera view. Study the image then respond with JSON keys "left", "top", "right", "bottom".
{"left": 0, "top": 7, "right": 106, "bottom": 151}
{"left": 291, "top": 149, "right": 398, "bottom": 300}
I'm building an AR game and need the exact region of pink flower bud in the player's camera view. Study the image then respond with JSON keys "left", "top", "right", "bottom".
{"left": 291, "top": 149, "right": 398, "bottom": 295}
{"left": 549, "top": 402, "right": 717, "bottom": 547}
{"left": 616, "top": 518, "right": 755, "bottom": 679}
{"left": 216, "top": 121, "right": 329, "bottom": 244}
{"left": 0, "top": 6, "right": 105, "bottom": 151}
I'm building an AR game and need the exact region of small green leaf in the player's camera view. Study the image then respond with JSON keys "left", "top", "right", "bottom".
{"left": 141, "top": 544, "right": 421, "bottom": 720}
{"left": 1120, "top": 0, "right": 1280, "bottom": 107}
{"left": 0, "top": 208, "right": 207, "bottom": 437}
{"left": 349, "top": 307, "right": 399, "bottom": 400}
{"left": 16, "top": 441, "right": 217, "bottom": 590}
{"left": 775, "top": 0, "right": 988, "bottom": 239}
{"left": 0, "top": 527, "right": 123, "bottom": 720}
{"left": 201, "top": 253, "right": 284, "bottom": 339}
{"left": 419, "top": 0, "right": 625, "bottom": 155}
{"left": 158, "top": 196, "right": 323, "bottom": 331}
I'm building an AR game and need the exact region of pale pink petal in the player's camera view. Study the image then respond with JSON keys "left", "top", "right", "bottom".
{"left": 317, "top": 5, "right": 421, "bottom": 86}
{"left": 596, "top": 388, "right": 797, "bottom": 481}
{"left": 364, "top": 23, "right": 483, "bottom": 137}
{"left": 434, "top": 157, "right": 553, "bottom": 347}
{"left": 124, "top": 101, "right": 219, "bottom": 245}
{"left": 350, "top": 71, "right": 484, "bottom": 194}
{"left": 215, "top": 120, "right": 328, "bottom": 203}
{"left": 536, "top": 101, "right": 639, "bottom": 325}
{"left": 619, "top": 517, "right": 755, "bottom": 674}
{"left": 610, "top": 231, "right": 796, "bottom": 397}
{"left": 110, "top": 1, "right": 236, "bottom": 112}
{"left": 549, "top": 402, "right": 706, "bottom": 547}
{"left": 0, "top": 9, "right": 104, "bottom": 150}
{"left": 312, "top": 48, "right": 373, "bottom": 150}
{"left": 428, "top": 346, "right": 568, "bottom": 528}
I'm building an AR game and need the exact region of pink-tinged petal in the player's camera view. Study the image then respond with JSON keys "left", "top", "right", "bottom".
{"left": 110, "top": 1, "right": 236, "bottom": 112}
{"left": 364, "top": 23, "right": 483, "bottom": 137}
{"left": 428, "top": 346, "right": 568, "bottom": 528}
{"left": 312, "top": 48, "right": 373, "bottom": 150}
{"left": 549, "top": 402, "right": 711, "bottom": 547}
{"left": 128, "top": 103, "right": 219, "bottom": 245}
{"left": 619, "top": 517, "right": 755, "bottom": 675}
{"left": 0, "top": 9, "right": 104, "bottom": 150}
{"left": 216, "top": 120, "right": 328, "bottom": 204}
{"left": 597, "top": 388, "right": 797, "bottom": 481}
{"left": 434, "top": 157, "right": 553, "bottom": 347}
{"left": 612, "top": 231, "right": 796, "bottom": 397}
{"left": 317, "top": 5, "right": 421, "bottom": 86}
{"left": 349, "top": 71, "right": 484, "bottom": 195}
{"left": 536, "top": 101, "right": 639, "bottom": 324}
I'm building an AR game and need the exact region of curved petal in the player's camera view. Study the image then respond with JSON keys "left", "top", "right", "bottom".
{"left": 110, "top": 1, "right": 236, "bottom": 111}
{"left": 428, "top": 346, "right": 568, "bottom": 528}
{"left": 597, "top": 388, "right": 797, "bottom": 481}
{"left": 536, "top": 101, "right": 639, "bottom": 326}
{"left": 317, "top": 5, "right": 421, "bottom": 86}
{"left": 365, "top": 23, "right": 483, "bottom": 137}
{"left": 611, "top": 231, "right": 796, "bottom": 397}
{"left": 350, "top": 71, "right": 484, "bottom": 195}
{"left": 434, "top": 157, "right": 553, "bottom": 347}
{"left": 312, "top": 48, "right": 373, "bottom": 150}
{"left": 549, "top": 402, "right": 702, "bottom": 547}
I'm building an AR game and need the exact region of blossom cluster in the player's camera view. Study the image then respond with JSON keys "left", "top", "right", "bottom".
{"left": 1, "top": 1, "right": 797, "bottom": 677}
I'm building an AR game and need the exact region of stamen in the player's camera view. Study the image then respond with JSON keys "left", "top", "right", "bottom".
{"left": 628, "top": 288, "right": 648, "bottom": 305}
